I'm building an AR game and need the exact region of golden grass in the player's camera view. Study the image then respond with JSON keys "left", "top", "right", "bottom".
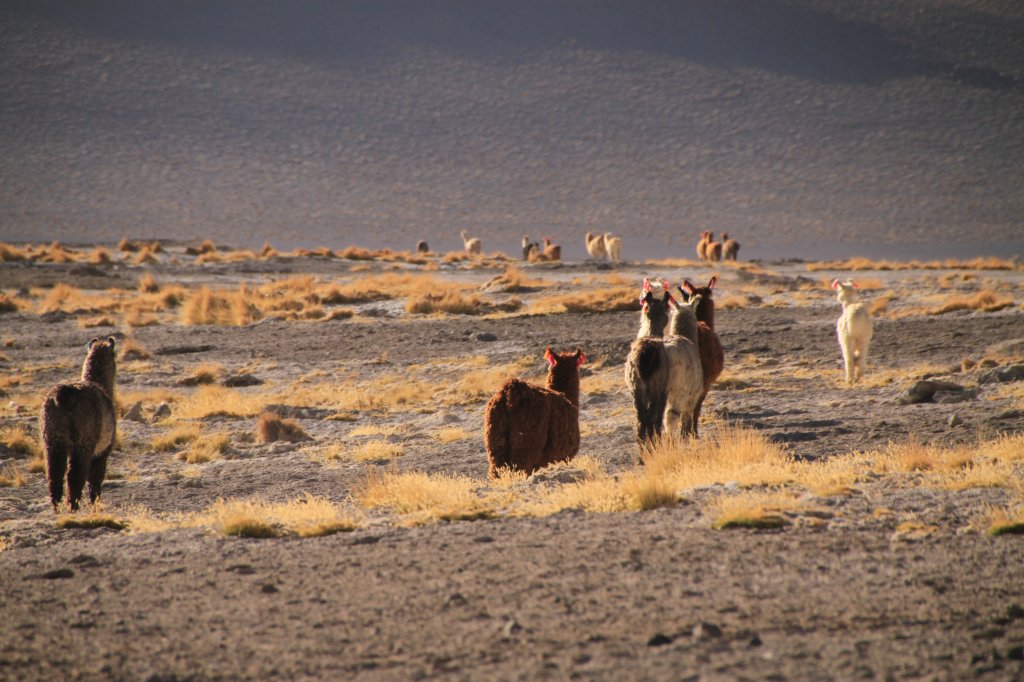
{"left": 444, "top": 357, "right": 537, "bottom": 404}
{"left": 138, "top": 272, "right": 160, "bottom": 293}
{"left": 708, "top": 491, "right": 806, "bottom": 529}
{"left": 56, "top": 511, "right": 127, "bottom": 530}
{"left": 173, "top": 385, "right": 264, "bottom": 419}
{"left": 180, "top": 363, "right": 224, "bottom": 386}
{"left": 354, "top": 469, "right": 495, "bottom": 524}
{"left": 180, "top": 285, "right": 262, "bottom": 326}
{"left": 983, "top": 502, "right": 1024, "bottom": 536}
{"left": 0, "top": 462, "right": 28, "bottom": 487}
{"left": 2, "top": 426, "right": 41, "bottom": 459}
{"left": 807, "top": 256, "right": 1018, "bottom": 272}
{"left": 434, "top": 426, "right": 471, "bottom": 444}
{"left": 151, "top": 425, "right": 201, "bottom": 452}
{"left": 256, "top": 412, "right": 311, "bottom": 443}
{"left": 406, "top": 289, "right": 518, "bottom": 315}
{"left": 0, "top": 292, "right": 21, "bottom": 313}
{"left": 528, "top": 286, "right": 637, "bottom": 314}
{"left": 924, "top": 290, "right": 1016, "bottom": 315}
{"left": 352, "top": 440, "right": 404, "bottom": 462}
{"left": 0, "top": 536, "right": 13, "bottom": 552}
{"left": 176, "top": 433, "right": 230, "bottom": 463}
{"left": 282, "top": 376, "right": 436, "bottom": 414}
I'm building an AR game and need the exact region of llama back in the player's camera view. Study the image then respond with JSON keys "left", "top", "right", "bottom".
{"left": 484, "top": 377, "right": 578, "bottom": 477}
{"left": 41, "top": 382, "right": 116, "bottom": 452}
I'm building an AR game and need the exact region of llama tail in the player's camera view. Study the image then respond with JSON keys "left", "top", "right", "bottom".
{"left": 485, "top": 380, "right": 528, "bottom": 477}
{"left": 636, "top": 341, "right": 661, "bottom": 380}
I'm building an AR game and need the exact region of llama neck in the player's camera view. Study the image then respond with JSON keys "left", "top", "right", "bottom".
{"left": 547, "top": 367, "right": 580, "bottom": 409}
{"left": 82, "top": 356, "right": 115, "bottom": 397}
{"left": 637, "top": 299, "right": 670, "bottom": 338}
{"left": 697, "top": 297, "right": 715, "bottom": 330}
{"left": 670, "top": 305, "right": 699, "bottom": 343}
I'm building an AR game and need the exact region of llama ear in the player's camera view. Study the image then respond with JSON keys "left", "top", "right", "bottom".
{"left": 831, "top": 279, "right": 840, "bottom": 289}
{"left": 851, "top": 280, "right": 859, "bottom": 289}
{"left": 708, "top": 276, "right": 717, "bottom": 289}
{"left": 575, "top": 350, "right": 586, "bottom": 367}
{"left": 107, "top": 336, "right": 116, "bottom": 349}
{"left": 642, "top": 277, "right": 651, "bottom": 293}
{"left": 662, "top": 280, "right": 670, "bottom": 292}
{"left": 682, "top": 280, "right": 695, "bottom": 295}
{"left": 544, "top": 347, "right": 556, "bottom": 367}
{"left": 88, "top": 338, "right": 99, "bottom": 349}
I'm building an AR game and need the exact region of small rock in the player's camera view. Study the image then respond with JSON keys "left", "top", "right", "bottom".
{"left": 224, "top": 373, "right": 263, "bottom": 387}
{"left": 948, "top": 414, "right": 962, "bottom": 428}
{"left": 647, "top": 633, "right": 673, "bottom": 647}
{"left": 441, "top": 413, "right": 462, "bottom": 423}
{"left": 260, "top": 584, "right": 279, "bottom": 594}
{"left": 42, "top": 568, "right": 75, "bottom": 580}
{"left": 748, "top": 634, "right": 763, "bottom": 647}
{"left": 502, "top": 619, "right": 522, "bottom": 637}
{"left": 1007, "top": 645, "right": 1024, "bottom": 661}
{"left": 476, "top": 332, "right": 498, "bottom": 342}
{"left": 152, "top": 403, "right": 172, "bottom": 422}
{"left": 444, "top": 593, "right": 468, "bottom": 608}
{"left": 123, "top": 401, "right": 145, "bottom": 422}
{"left": 978, "top": 364, "right": 1024, "bottom": 385}
{"left": 934, "top": 389, "right": 977, "bottom": 404}
{"left": 692, "top": 622, "right": 723, "bottom": 641}
{"left": 898, "top": 380, "right": 965, "bottom": 405}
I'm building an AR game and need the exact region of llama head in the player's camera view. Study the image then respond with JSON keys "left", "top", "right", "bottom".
{"left": 831, "top": 278, "right": 860, "bottom": 304}
{"left": 82, "top": 336, "right": 117, "bottom": 388}
{"left": 639, "top": 278, "right": 673, "bottom": 310}
{"left": 680, "top": 276, "right": 716, "bottom": 300}
{"left": 544, "top": 347, "right": 586, "bottom": 368}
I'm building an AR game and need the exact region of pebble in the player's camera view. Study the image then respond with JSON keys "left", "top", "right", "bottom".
{"left": 692, "top": 622, "right": 722, "bottom": 641}
{"left": 647, "top": 633, "right": 673, "bottom": 647}
{"left": 122, "top": 401, "right": 145, "bottom": 422}
{"left": 152, "top": 403, "right": 172, "bottom": 422}
{"left": 948, "top": 414, "right": 962, "bottom": 428}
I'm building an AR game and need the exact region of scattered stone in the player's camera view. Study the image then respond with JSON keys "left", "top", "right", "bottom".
{"left": 1006, "top": 604, "right": 1024, "bottom": 620}
{"left": 224, "top": 373, "right": 263, "bottom": 387}
{"left": 152, "top": 403, "right": 172, "bottom": 422}
{"left": 69, "top": 554, "right": 100, "bottom": 567}
{"left": 260, "top": 584, "right": 279, "bottom": 594}
{"left": 748, "top": 634, "right": 763, "bottom": 647}
{"left": 155, "top": 344, "right": 215, "bottom": 356}
{"left": 978, "top": 364, "right": 1024, "bottom": 385}
{"left": 263, "top": 404, "right": 332, "bottom": 420}
{"left": 444, "top": 593, "right": 468, "bottom": 608}
{"left": 934, "top": 388, "right": 978, "bottom": 404}
{"left": 42, "top": 568, "right": 74, "bottom": 580}
{"left": 647, "top": 633, "right": 674, "bottom": 647}
{"left": 122, "top": 401, "right": 145, "bottom": 422}
{"left": 226, "top": 564, "right": 256, "bottom": 575}
{"left": 441, "top": 413, "right": 462, "bottom": 423}
{"left": 898, "top": 380, "right": 966, "bottom": 405}
{"left": 1008, "top": 645, "right": 1024, "bottom": 661}
{"left": 502, "top": 619, "right": 522, "bottom": 637}
{"left": 692, "top": 622, "right": 723, "bottom": 641}
{"left": 948, "top": 414, "right": 962, "bottom": 428}
{"left": 476, "top": 332, "right": 498, "bottom": 342}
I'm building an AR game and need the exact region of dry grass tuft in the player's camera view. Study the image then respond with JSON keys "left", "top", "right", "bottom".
{"left": 180, "top": 285, "right": 262, "bottom": 326}
{"left": 984, "top": 503, "right": 1024, "bottom": 536}
{"left": 352, "top": 440, "right": 404, "bottom": 462}
{"left": 56, "top": 511, "right": 127, "bottom": 530}
{"left": 434, "top": 426, "right": 471, "bottom": 444}
{"left": 2, "top": 426, "right": 41, "bottom": 459}
{"left": 807, "top": 256, "right": 1018, "bottom": 272}
{"left": 138, "top": 273, "right": 160, "bottom": 293}
{"left": 177, "top": 433, "right": 230, "bottom": 463}
{"left": 0, "top": 462, "right": 28, "bottom": 487}
{"left": 528, "top": 286, "right": 637, "bottom": 314}
{"left": 151, "top": 425, "right": 201, "bottom": 453}
{"left": 708, "top": 491, "right": 805, "bottom": 529}
{"left": 925, "top": 290, "right": 1015, "bottom": 315}
{"left": 178, "top": 363, "right": 224, "bottom": 386}
{"left": 354, "top": 469, "right": 494, "bottom": 524}
{"left": 406, "top": 289, "right": 516, "bottom": 315}
{"left": 119, "top": 338, "right": 152, "bottom": 361}
{"left": 257, "top": 412, "right": 312, "bottom": 443}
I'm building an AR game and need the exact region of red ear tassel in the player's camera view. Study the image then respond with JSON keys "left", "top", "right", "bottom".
{"left": 852, "top": 281, "right": 859, "bottom": 289}
{"left": 831, "top": 279, "right": 840, "bottom": 289}
{"left": 544, "top": 348, "right": 556, "bottom": 366}
{"left": 576, "top": 351, "right": 587, "bottom": 367}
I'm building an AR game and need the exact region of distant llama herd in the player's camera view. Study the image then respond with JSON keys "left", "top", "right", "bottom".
{"left": 40, "top": 231, "right": 874, "bottom": 510}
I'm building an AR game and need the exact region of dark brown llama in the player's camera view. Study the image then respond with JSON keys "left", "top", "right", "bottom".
{"left": 484, "top": 347, "right": 585, "bottom": 479}
{"left": 40, "top": 337, "right": 118, "bottom": 511}
{"left": 624, "top": 278, "right": 677, "bottom": 444}
{"left": 680, "top": 278, "right": 726, "bottom": 436}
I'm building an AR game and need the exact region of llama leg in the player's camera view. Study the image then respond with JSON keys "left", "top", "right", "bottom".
{"left": 88, "top": 448, "right": 111, "bottom": 503}
{"left": 46, "top": 442, "right": 68, "bottom": 511}
{"left": 692, "top": 394, "right": 707, "bottom": 438}
{"left": 66, "top": 448, "right": 89, "bottom": 511}
{"left": 840, "top": 343, "right": 854, "bottom": 384}
{"left": 856, "top": 341, "right": 870, "bottom": 382}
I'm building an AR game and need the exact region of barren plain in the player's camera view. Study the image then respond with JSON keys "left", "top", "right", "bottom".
{"left": 1, "top": 241, "right": 1023, "bottom": 680}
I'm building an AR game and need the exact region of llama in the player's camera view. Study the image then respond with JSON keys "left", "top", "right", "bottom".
{"left": 522, "top": 235, "right": 540, "bottom": 261}
{"left": 706, "top": 234, "right": 723, "bottom": 261}
{"left": 585, "top": 232, "right": 607, "bottom": 260}
{"left": 636, "top": 277, "right": 674, "bottom": 339}
{"left": 833, "top": 279, "right": 873, "bottom": 384}
{"left": 40, "top": 337, "right": 117, "bottom": 511}
{"left": 696, "top": 231, "right": 711, "bottom": 261}
{"left": 541, "top": 237, "right": 561, "bottom": 261}
{"left": 484, "top": 348, "right": 586, "bottom": 478}
{"left": 722, "top": 232, "right": 740, "bottom": 261}
{"left": 460, "top": 230, "right": 482, "bottom": 255}
{"left": 679, "top": 278, "right": 725, "bottom": 436}
{"left": 662, "top": 295, "right": 705, "bottom": 438}
{"left": 624, "top": 278, "right": 676, "bottom": 445}
{"left": 604, "top": 233, "right": 622, "bottom": 262}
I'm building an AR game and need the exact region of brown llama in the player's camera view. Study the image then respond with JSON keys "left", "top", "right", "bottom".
{"left": 696, "top": 231, "right": 711, "bottom": 261}
{"left": 624, "top": 278, "right": 677, "bottom": 444}
{"left": 585, "top": 232, "right": 607, "bottom": 260}
{"left": 522, "top": 235, "right": 540, "bottom": 260}
{"left": 706, "top": 234, "right": 723, "bottom": 261}
{"left": 541, "top": 236, "right": 561, "bottom": 261}
{"left": 679, "top": 278, "right": 725, "bottom": 436}
{"left": 722, "top": 232, "right": 740, "bottom": 260}
{"left": 40, "top": 337, "right": 118, "bottom": 511}
{"left": 484, "top": 347, "right": 585, "bottom": 479}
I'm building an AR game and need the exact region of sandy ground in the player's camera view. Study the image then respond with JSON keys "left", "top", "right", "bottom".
{"left": 1, "top": 249, "right": 1024, "bottom": 680}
